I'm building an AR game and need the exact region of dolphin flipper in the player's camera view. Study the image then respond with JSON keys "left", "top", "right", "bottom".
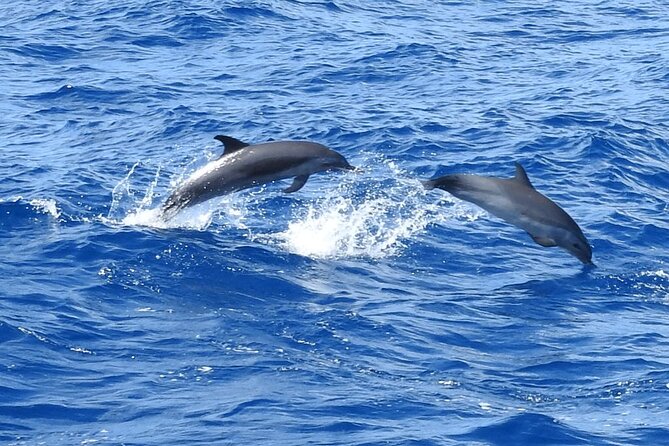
{"left": 531, "top": 234, "right": 558, "bottom": 247}
{"left": 283, "top": 175, "right": 309, "bottom": 193}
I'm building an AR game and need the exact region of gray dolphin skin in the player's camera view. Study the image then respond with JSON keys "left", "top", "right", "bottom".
{"left": 423, "top": 162, "right": 593, "bottom": 264}
{"left": 161, "top": 135, "right": 355, "bottom": 219}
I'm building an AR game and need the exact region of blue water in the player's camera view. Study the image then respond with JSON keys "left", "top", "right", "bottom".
{"left": 2, "top": 1, "right": 669, "bottom": 444}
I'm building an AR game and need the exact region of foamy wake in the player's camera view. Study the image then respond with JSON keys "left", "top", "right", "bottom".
{"left": 258, "top": 157, "right": 457, "bottom": 259}
{"left": 269, "top": 186, "right": 439, "bottom": 259}
{"left": 117, "top": 198, "right": 250, "bottom": 232}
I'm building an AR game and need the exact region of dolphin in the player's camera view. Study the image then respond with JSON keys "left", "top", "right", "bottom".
{"left": 161, "top": 135, "right": 355, "bottom": 219}
{"left": 423, "top": 162, "right": 593, "bottom": 264}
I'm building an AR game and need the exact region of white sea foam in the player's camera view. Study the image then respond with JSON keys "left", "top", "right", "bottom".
{"left": 119, "top": 205, "right": 215, "bottom": 231}
{"left": 266, "top": 158, "right": 454, "bottom": 259}
{"left": 1, "top": 195, "right": 61, "bottom": 220}
{"left": 273, "top": 191, "right": 435, "bottom": 259}
{"left": 0, "top": 195, "right": 23, "bottom": 203}
{"left": 29, "top": 198, "right": 61, "bottom": 219}
{"left": 641, "top": 269, "right": 669, "bottom": 280}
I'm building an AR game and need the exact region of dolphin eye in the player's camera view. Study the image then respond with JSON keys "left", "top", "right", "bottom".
{"left": 572, "top": 243, "right": 581, "bottom": 249}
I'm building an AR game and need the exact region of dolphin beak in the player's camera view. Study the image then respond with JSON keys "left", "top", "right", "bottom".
{"left": 565, "top": 240, "right": 593, "bottom": 266}
{"left": 575, "top": 252, "right": 595, "bottom": 266}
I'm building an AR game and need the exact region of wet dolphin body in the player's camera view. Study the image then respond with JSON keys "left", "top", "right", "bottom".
{"left": 423, "top": 162, "right": 593, "bottom": 264}
{"left": 161, "top": 135, "right": 355, "bottom": 219}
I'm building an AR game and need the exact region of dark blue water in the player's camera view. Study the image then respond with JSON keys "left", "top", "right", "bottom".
{"left": 2, "top": 1, "right": 669, "bottom": 444}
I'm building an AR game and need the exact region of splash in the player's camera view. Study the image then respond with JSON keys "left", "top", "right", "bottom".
{"left": 107, "top": 161, "right": 142, "bottom": 217}
{"left": 274, "top": 193, "right": 433, "bottom": 259}
{"left": 106, "top": 152, "right": 225, "bottom": 231}
{"left": 119, "top": 204, "right": 216, "bottom": 231}
{"left": 268, "top": 158, "right": 451, "bottom": 259}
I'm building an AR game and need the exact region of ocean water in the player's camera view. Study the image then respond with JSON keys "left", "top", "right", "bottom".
{"left": 1, "top": 1, "right": 668, "bottom": 444}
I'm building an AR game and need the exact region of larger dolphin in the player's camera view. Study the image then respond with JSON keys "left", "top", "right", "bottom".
{"left": 423, "top": 162, "right": 593, "bottom": 264}
{"left": 161, "top": 135, "right": 355, "bottom": 219}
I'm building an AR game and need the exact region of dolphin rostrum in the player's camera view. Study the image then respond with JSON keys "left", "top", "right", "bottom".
{"left": 423, "top": 162, "right": 593, "bottom": 264}
{"left": 161, "top": 135, "right": 355, "bottom": 219}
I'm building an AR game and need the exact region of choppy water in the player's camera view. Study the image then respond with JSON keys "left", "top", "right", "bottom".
{"left": 2, "top": 1, "right": 669, "bottom": 445}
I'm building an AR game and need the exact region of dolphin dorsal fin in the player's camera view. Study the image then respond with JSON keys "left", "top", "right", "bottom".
{"left": 214, "top": 135, "right": 249, "bottom": 157}
{"left": 513, "top": 162, "right": 534, "bottom": 188}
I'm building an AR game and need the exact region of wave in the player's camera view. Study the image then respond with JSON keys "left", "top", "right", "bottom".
{"left": 0, "top": 197, "right": 62, "bottom": 232}
{"left": 454, "top": 412, "right": 609, "bottom": 445}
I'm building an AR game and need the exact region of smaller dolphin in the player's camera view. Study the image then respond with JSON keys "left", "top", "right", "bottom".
{"left": 161, "top": 135, "right": 355, "bottom": 219}
{"left": 423, "top": 162, "right": 593, "bottom": 264}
